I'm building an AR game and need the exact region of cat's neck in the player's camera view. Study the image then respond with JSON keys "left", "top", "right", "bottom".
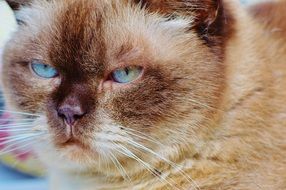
{"left": 224, "top": 4, "right": 273, "bottom": 112}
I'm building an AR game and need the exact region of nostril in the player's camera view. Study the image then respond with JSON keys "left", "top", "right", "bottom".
{"left": 73, "top": 113, "right": 84, "bottom": 120}
{"left": 57, "top": 106, "right": 85, "bottom": 126}
{"left": 57, "top": 111, "right": 65, "bottom": 118}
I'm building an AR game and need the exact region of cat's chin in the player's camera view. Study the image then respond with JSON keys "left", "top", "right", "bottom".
{"left": 59, "top": 143, "right": 92, "bottom": 156}
{"left": 36, "top": 147, "right": 102, "bottom": 174}
{"left": 57, "top": 141, "right": 99, "bottom": 162}
{"left": 57, "top": 138, "right": 90, "bottom": 151}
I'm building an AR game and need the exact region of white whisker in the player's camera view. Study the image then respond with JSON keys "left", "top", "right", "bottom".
{"left": 0, "top": 126, "right": 34, "bottom": 130}
{"left": 0, "top": 133, "right": 44, "bottom": 146}
{"left": 0, "top": 128, "right": 40, "bottom": 132}
{"left": 109, "top": 151, "right": 131, "bottom": 181}
{"left": 0, "top": 140, "right": 35, "bottom": 156}
{"left": 0, "top": 110, "right": 40, "bottom": 117}
{"left": 120, "top": 127, "right": 166, "bottom": 147}
{"left": 125, "top": 139, "right": 201, "bottom": 190}
{"left": 113, "top": 143, "right": 180, "bottom": 190}
{"left": 0, "top": 122, "right": 34, "bottom": 126}
{"left": 0, "top": 118, "right": 36, "bottom": 122}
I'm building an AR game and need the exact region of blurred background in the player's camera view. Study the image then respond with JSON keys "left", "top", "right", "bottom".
{"left": 0, "top": 0, "right": 265, "bottom": 189}
{"left": 0, "top": 165, "right": 48, "bottom": 190}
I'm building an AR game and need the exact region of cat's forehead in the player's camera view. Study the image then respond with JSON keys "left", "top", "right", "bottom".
{"left": 16, "top": 0, "right": 193, "bottom": 71}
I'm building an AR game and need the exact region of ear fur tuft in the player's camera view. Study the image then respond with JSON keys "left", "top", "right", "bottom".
{"left": 5, "top": 0, "right": 32, "bottom": 10}
{"left": 134, "top": 0, "right": 235, "bottom": 47}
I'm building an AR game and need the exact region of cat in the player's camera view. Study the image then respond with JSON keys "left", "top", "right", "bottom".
{"left": 1, "top": 0, "right": 286, "bottom": 189}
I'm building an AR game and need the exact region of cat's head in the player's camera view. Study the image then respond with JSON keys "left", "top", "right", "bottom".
{"left": 2, "top": 0, "right": 234, "bottom": 176}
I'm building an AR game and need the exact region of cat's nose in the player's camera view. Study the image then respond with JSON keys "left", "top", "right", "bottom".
{"left": 57, "top": 105, "right": 85, "bottom": 126}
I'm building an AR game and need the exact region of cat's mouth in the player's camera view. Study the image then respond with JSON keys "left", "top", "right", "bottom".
{"left": 58, "top": 136, "right": 90, "bottom": 150}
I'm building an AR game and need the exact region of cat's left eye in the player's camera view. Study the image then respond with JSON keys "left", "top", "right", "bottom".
{"left": 111, "top": 66, "right": 143, "bottom": 84}
{"left": 30, "top": 60, "right": 58, "bottom": 79}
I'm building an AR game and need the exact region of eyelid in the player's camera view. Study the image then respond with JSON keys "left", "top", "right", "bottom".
{"left": 30, "top": 59, "right": 53, "bottom": 67}
{"left": 106, "top": 62, "right": 146, "bottom": 77}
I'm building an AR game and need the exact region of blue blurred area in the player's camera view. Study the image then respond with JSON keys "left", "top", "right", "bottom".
{"left": 0, "top": 163, "right": 35, "bottom": 181}
{"left": 0, "top": 164, "right": 48, "bottom": 190}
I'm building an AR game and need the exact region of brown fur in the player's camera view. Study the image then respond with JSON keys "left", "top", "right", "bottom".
{"left": 250, "top": 0, "right": 286, "bottom": 41}
{"left": 1, "top": 0, "right": 286, "bottom": 189}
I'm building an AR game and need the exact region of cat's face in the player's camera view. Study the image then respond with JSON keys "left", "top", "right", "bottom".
{"left": 2, "top": 0, "right": 232, "bottom": 175}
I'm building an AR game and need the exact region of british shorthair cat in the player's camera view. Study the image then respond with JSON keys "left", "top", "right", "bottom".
{"left": 1, "top": 0, "right": 286, "bottom": 189}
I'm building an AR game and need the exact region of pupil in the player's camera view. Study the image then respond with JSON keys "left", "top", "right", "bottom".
{"left": 124, "top": 68, "right": 129, "bottom": 75}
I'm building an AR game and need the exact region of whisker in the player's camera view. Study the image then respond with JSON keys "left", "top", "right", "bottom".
{"left": 108, "top": 151, "right": 131, "bottom": 181}
{"left": 0, "top": 140, "right": 36, "bottom": 156}
{"left": 112, "top": 144, "right": 166, "bottom": 185}
{"left": 0, "top": 126, "right": 34, "bottom": 130}
{"left": 125, "top": 139, "right": 201, "bottom": 190}
{"left": 120, "top": 127, "right": 166, "bottom": 147}
{"left": 0, "top": 133, "right": 44, "bottom": 146}
{"left": 0, "top": 118, "right": 36, "bottom": 122}
{"left": 0, "top": 122, "right": 34, "bottom": 125}
{"left": 0, "top": 110, "right": 40, "bottom": 117}
{"left": 0, "top": 128, "right": 40, "bottom": 132}
{"left": 0, "top": 123, "right": 35, "bottom": 128}
{"left": 0, "top": 134, "right": 40, "bottom": 149}
{"left": 113, "top": 143, "right": 180, "bottom": 190}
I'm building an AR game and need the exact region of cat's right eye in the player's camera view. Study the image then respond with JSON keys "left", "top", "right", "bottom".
{"left": 30, "top": 60, "right": 58, "bottom": 79}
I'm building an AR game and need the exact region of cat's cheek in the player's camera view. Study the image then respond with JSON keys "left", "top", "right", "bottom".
{"left": 98, "top": 80, "right": 113, "bottom": 93}
{"left": 97, "top": 81, "right": 122, "bottom": 94}
{"left": 42, "top": 77, "right": 61, "bottom": 92}
{"left": 50, "top": 77, "right": 61, "bottom": 88}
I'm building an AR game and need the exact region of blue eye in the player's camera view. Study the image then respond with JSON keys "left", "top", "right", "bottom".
{"left": 111, "top": 66, "right": 143, "bottom": 84}
{"left": 31, "top": 61, "right": 58, "bottom": 79}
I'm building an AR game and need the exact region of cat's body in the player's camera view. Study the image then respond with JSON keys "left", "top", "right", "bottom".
{"left": 1, "top": 0, "right": 286, "bottom": 189}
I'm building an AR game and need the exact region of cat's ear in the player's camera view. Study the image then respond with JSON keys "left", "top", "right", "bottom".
{"left": 6, "top": 0, "right": 32, "bottom": 10}
{"left": 134, "top": 0, "right": 234, "bottom": 46}
{"left": 5, "top": 0, "right": 34, "bottom": 25}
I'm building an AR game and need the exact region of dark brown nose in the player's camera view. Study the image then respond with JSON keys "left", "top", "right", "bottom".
{"left": 57, "top": 105, "right": 85, "bottom": 126}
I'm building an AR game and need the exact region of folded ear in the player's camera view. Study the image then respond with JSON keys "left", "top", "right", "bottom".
{"left": 6, "top": 0, "right": 32, "bottom": 10}
{"left": 135, "top": 0, "right": 234, "bottom": 47}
